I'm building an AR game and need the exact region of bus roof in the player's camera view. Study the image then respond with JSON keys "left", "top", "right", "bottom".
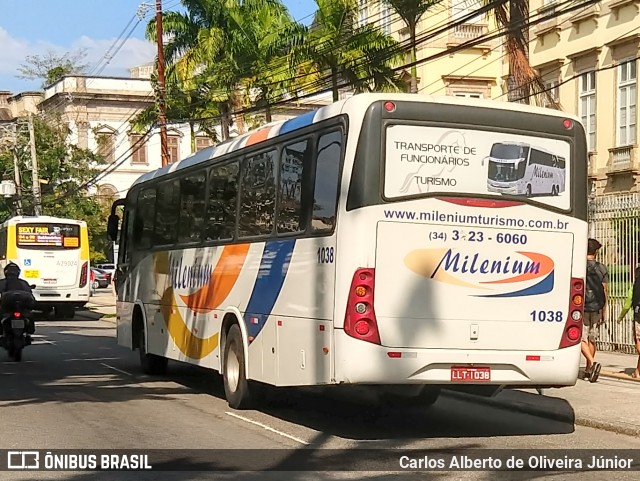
{"left": 131, "top": 92, "right": 582, "bottom": 188}
{"left": 1, "top": 215, "right": 87, "bottom": 227}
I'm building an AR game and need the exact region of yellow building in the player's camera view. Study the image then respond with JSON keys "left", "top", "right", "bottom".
{"left": 360, "top": 0, "right": 505, "bottom": 99}
{"left": 528, "top": 0, "right": 639, "bottom": 194}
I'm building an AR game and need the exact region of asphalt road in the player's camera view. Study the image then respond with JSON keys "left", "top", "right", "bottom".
{"left": 1, "top": 290, "right": 640, "bottom": 481}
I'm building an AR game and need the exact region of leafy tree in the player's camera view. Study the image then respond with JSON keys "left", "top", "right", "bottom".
{"left": 0, "top": 115, "right": 110, "bottom": 262}
{"left": 16, "top": 48, "right": 90, "bottom": 87}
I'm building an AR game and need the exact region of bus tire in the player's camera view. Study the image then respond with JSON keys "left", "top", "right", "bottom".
{"left": 223, "top": 324, "right": 253, "bottom": 409}
{"left": 526, "top": 185, "right": 532, "bottom": 197}
{"left": 138, "top": 323, "right": 167, "bottom": 375}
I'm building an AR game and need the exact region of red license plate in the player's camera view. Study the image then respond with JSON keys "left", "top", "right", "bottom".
{"left": 450, "top": 366, "right": 491, "bottom": 382}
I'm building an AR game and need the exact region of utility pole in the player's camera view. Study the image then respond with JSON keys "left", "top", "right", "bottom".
{"left": 11, "top": 123, "right": 23, "bottom": 216}
{"left": 155, "top": 0, "right": 170, "bottom": 166}
{"left": 28, "top": 114, "right": 42, "bottom": 216}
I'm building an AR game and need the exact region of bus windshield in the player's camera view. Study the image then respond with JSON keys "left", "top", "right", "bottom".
{"left": 489, "top": 143, "right": 528, "bottom": 160}
{"left": 16, "top": 223, "right": 81, "bottom": 250}
{"left": 487, "top": 160, "right": 526, "bottom": 182}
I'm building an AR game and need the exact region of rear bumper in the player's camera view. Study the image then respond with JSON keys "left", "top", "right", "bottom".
{"left": 334, "top": 330, "right": 581, "bottom": 387}
{"left": 33, "top": 288, "right": 89, "bottom": 308}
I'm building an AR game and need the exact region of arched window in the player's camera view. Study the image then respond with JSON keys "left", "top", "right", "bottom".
{"left": 97, "top": 184, "right": 119, "bottom": 206}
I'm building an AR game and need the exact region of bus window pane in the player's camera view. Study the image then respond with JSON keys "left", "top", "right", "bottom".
{"left": 178, "top": 172, "right": 206, "bottom": 244}
{"left": 134, "top": 188, "right": 156, "bottom": 250}
{"left": 155, "top": 179, "right": 181, "bottom": 245}
{"left": 206, "top": 162, "right": 239, "bottom": 242}
{"left": 312, "top": 131, "right": 342, "bottom": 233}
{"left": 0, "top": 228, "right": 6, "bottom": 259}
{"left": 239, "top": 150, "right": 276, "bottom": 237}
{"left": 278, "top": 140, "right": 310, "bottom": 233}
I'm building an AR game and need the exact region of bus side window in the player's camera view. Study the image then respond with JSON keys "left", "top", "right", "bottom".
{"left": 239, "top": 150, "right": 277, "bottom": 237}
{"left": 278, "top": 139, "right": 311, "bottom": 234}
{"left": 178, "top": 172, "right": 206, "bottom": 244}
{"left": 120, "top": 208, "right": 134, "bottom": 264}
{"left": 206, "top": 162, "right": 239, "bottom": 242}
{"left": 0, "top": 227, "right": 6, "bottom": 260}
{"left": 134, "top": 187, "right": 156, "bottom": 250}
{"left": 155, "top": 179, "right": 181, "bottom": 246}
{"left": 311, "top": 130, "right": 343, "bottom": 234}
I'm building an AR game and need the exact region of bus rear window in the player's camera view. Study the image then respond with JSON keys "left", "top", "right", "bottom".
{"left": 16, "top": 223, "right": 81, "bottom": 249}
{"left": 384, "top": 124, "right": 572, "bottom": 211}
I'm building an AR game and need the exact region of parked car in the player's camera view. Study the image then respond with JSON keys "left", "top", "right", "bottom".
{"left": 96, "top": 263, "right": 116, "bottom": 278}
{"left": 91, "top": 268, "right": 110, "bottom": 289}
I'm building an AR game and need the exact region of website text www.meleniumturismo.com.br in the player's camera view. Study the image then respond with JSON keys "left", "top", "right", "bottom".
{"left": 383, "top": 209, "right": 570, "bottom": 231}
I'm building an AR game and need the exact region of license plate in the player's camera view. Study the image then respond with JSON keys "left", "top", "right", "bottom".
{"left": 11, "top": 319, "right": 25, "bottom": 329}
{"left": 451, "top": 366, "right": 491, "bottom": 382}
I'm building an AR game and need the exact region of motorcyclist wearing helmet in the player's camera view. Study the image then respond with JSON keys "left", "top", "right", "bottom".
{"left": 0, "top": 262, "right": 36, "bottom": 334}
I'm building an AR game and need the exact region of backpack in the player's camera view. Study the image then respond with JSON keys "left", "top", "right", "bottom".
{"left": 584, "top": 261, "right": 606, "bottom": 312}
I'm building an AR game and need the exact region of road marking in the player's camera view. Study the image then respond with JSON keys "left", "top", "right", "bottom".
{"left": 225, "top": 412, "right": 309, "bottom": 445}
{"left": 100, "top": 362, "right": 133, "bottom": 376}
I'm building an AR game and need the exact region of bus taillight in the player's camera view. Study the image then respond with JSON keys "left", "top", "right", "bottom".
{"left": 344, "top": 268, "right": 381, "bottom": 345}
{"left": 559, "top": 277, "right": 584, "bottom": 349}
{"left": 79, "top": 262, "right": 89, "bottom": 288}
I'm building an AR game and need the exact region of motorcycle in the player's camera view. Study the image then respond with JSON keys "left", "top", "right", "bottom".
{"left": 0, "top": 287, "right": 36, "bottom": 362}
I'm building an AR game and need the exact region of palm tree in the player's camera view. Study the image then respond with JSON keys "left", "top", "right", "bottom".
{"left": 225, "top": 0, "right": 303, "bottom": 122}
{"left": 486, "top": 0, "right": 556, "bottom": 107}
{"left": 382, "top": 0, "right": 442, "bottom": 93}
{"left": 296, "top": 0, "right": 405, "bottom": 102}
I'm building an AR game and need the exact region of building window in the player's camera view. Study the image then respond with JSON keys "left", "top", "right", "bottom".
{"left": 130, "top": 134, "right": 147, "bottom": 164}
{"left": 168, "top": 134, "right": 180, "bottom": 163}
{"left": 542, "top": 79, "right": 559, "bottom": 108}
{"left": 96, "top": 132, "right": 115, "bottom": 163}
{"left": 357, "top": 0, "right": 368, "bottom": 27}
{"left": 579, "top": 71, "right": 596, "bottom": 151}
{"left": 380, "top": 3, "right": 391, "bottom": 35}
{"left": 454, "top": 92, "right": 482, "bottom": 98}
{"left": 195, "top": 136, "right": 213, "bottom": 152}
{"left": 617, "top": 59, "right": 637, "bottom": 147}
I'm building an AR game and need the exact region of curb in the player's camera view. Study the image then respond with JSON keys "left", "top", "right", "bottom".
{"left": 446, "top": 390, "right": 640, "bottom": 437}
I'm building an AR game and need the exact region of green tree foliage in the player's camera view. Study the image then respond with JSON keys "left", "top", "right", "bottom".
{"left": 0, "top": 115, "right": 110, "bottom": 263}
{"left": 145, "top": 0, "right": 404, "bottom": 130}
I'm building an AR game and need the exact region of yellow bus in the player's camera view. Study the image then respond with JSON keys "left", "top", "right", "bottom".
{"left": 0, "top": 215, "right": 90, "bottom": 319}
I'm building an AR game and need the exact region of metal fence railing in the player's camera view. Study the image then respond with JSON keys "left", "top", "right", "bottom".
{"left": 589, "top": 192, "right": 640, "bottom": 354}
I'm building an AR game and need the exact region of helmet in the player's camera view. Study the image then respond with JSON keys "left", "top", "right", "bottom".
{"left": 4, "top": 262, "right": 20, "bottom": 278}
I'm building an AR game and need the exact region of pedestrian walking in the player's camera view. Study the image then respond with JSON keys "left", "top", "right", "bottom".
{"left": 583, "top": 238, "right": 608, "bottom": 382}
{"left": 617, "top": 266, "right": 640, "bottom": 379}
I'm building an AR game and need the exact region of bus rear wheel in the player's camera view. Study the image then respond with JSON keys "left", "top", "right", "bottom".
{"left": 223, "top": 324, "right": 254, "bottom": 409}
{"left": 526, "top": 185, "right": 532, "bottom": 197}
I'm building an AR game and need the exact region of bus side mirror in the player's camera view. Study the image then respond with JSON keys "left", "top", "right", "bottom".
{"left": 30, "top": 284, "right": 36, "bottom": 290}
{"left": 482, "top": 156, "right": 489, "bottom": 167}
{"left": 107, "top": 214, "right": 119, "bottom": 242}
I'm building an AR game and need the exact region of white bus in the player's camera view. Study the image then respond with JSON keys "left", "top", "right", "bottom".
{"left": 486, "top": 142, "right": 567, "bottom": 197}
{"left": 0, "top": 215, "right": 90, "bottom": 319}
{"left": 109, "top": 93, "right": 588, "bottom": 409}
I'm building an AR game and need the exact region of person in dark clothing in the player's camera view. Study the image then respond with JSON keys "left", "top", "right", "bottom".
{"left": 0, "top": 262, "right": 36, "bottom": 335}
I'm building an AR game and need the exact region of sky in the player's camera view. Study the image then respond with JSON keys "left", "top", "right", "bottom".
{"left": 0, "top": 0, "right": 318, "bottom": 94}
